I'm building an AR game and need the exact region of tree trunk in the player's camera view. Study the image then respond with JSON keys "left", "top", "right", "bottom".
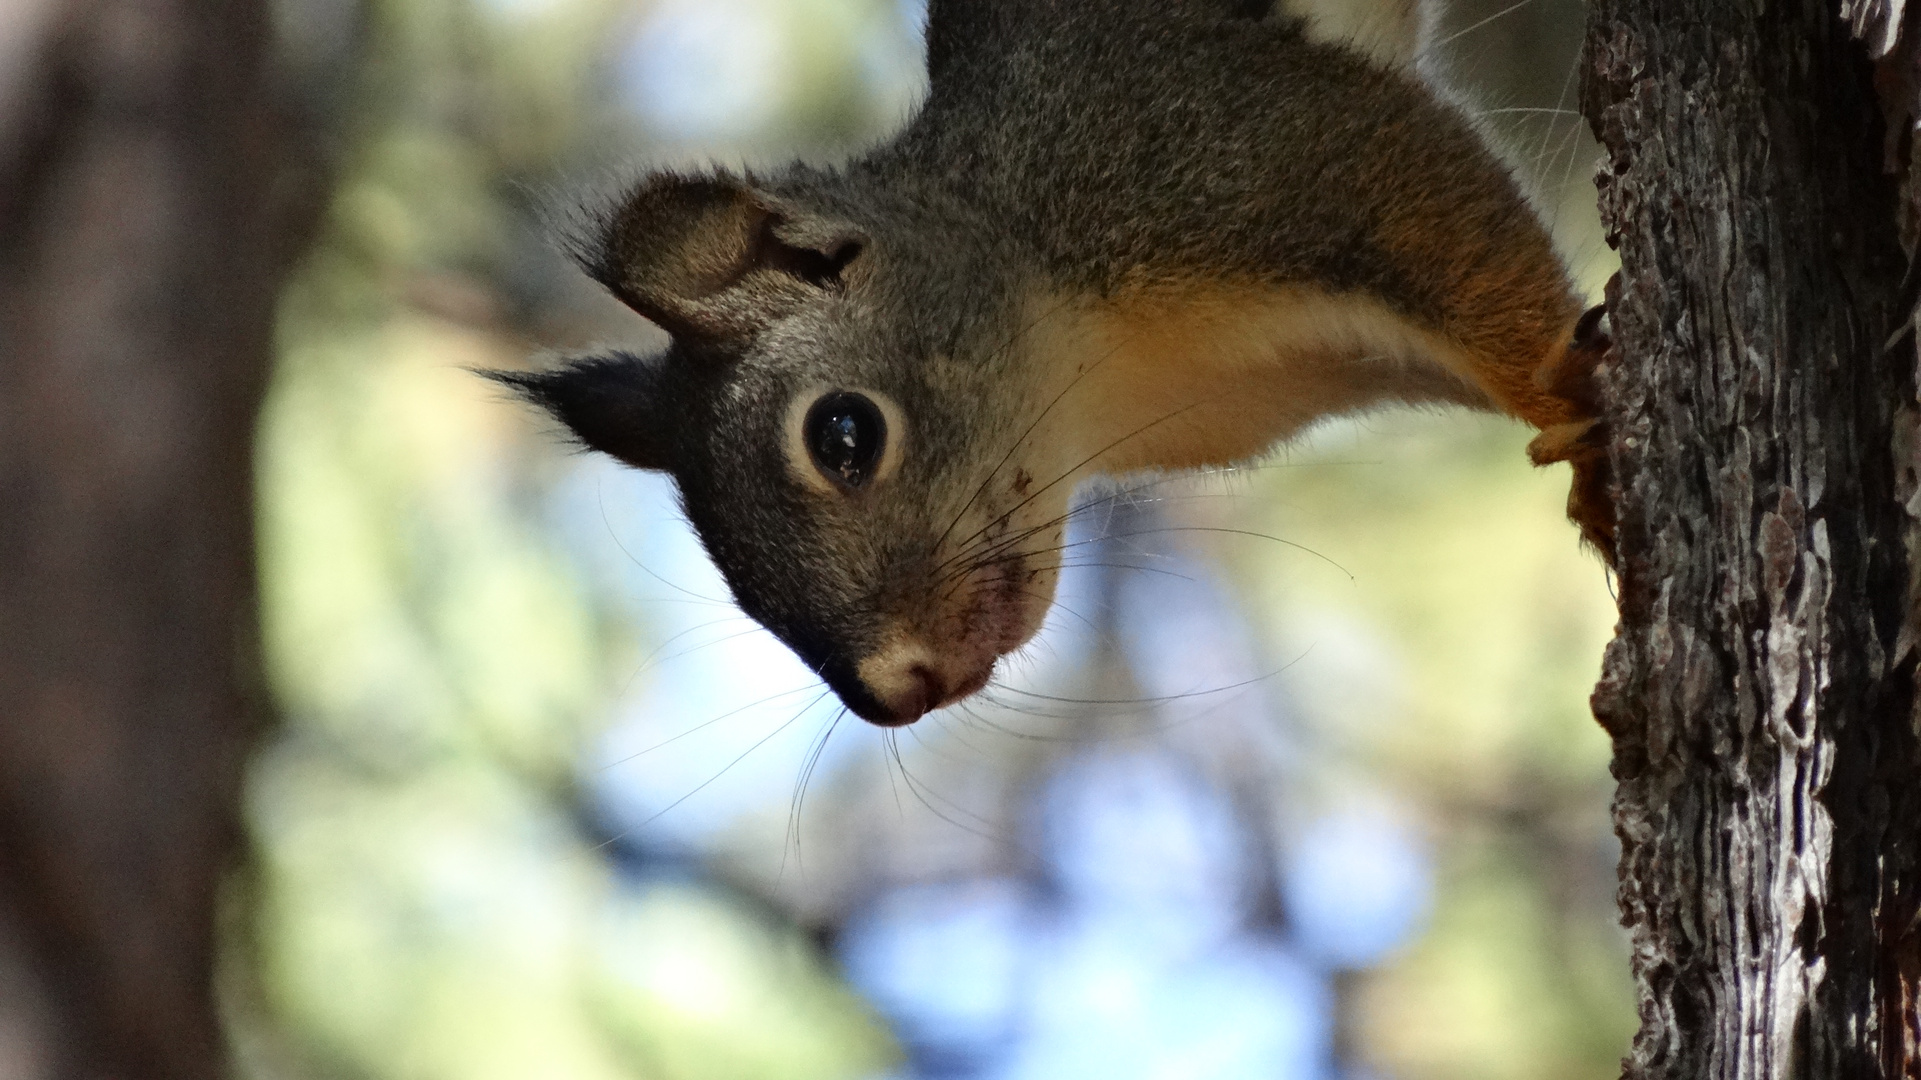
{"left": 1582, "top": 2, "right": 1921, "bottom": 1077}
{"left": 0, "top": 0, "right": 332, "bottom": 1076}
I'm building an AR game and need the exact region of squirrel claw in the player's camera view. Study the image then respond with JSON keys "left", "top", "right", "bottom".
{"left": 1540, "top": 301, "right": 1611, "bottom": 416}
{"left": 1530, "top": 298, "right": 1617, "bottom": 563}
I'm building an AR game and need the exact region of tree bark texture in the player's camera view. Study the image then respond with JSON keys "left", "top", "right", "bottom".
{"left": 0, "top": 0, "right": 331, "bottom": 1076}
{"left": 1583, "top": 3, "right": 1921, "bottom": 1078}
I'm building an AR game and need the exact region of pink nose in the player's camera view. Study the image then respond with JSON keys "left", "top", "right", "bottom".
{"left": 908, "top": 664, "right": 947, "bottom": 714}
{"left": 867, "top": 665, "right": 946, "bottom": 727}
{"left": 855, "top": 646, "right": 996, "bottom": 726}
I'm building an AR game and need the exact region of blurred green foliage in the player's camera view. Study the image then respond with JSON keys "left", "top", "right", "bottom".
{"left": 1237, "top": 413, "right": 1631, "bottom": 1080}
{"left": 247, "top": 0, "right": 900, "bottom": 1076}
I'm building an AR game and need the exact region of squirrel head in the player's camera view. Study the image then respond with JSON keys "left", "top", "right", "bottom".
{"left": 500, "top": 170, "right": 1082, "bottom": 726}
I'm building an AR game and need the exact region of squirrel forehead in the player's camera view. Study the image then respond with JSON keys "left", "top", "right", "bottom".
{"left": 733, "top": 276, "right": 1028, "bottom": 388}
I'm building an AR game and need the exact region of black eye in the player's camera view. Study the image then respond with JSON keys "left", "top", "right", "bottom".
{"left": 804, "top": 391, "right": 887, "bottom": 488}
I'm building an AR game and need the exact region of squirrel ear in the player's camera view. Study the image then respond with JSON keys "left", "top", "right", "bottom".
{"left": 580, "top": 173, "right": 863, "bottom": 341}
{"left": 486, "top": 352, "right": 675, "bottom": 472}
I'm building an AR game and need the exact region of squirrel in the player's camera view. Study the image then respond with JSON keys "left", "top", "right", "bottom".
{"left": 496, "top": 0, "right": 1612, "bottom": 728}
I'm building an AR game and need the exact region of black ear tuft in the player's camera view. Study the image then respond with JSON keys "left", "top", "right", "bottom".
{"left": 484, "top": 353, "right": 674, "bottom": 472}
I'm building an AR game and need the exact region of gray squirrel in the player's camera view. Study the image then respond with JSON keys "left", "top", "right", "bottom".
{"left": 497, "top": 0, "right": 1610, "bottom": 727}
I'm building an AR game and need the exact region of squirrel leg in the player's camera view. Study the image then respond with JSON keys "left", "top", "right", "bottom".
{"left": 1523, "top": 301, "right": 1616, "bottom": 563}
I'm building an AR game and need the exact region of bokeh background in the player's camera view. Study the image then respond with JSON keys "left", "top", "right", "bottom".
{"left": 226, "top": 0, "right": 1623, "bottom": 1077}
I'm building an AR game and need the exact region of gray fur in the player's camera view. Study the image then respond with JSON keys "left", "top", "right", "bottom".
{"left": 498, "top": 0, "right": 1571, "bottom": 724}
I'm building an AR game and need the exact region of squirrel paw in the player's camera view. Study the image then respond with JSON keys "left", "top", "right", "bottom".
{"left": 1527, "top": 302, "right": 1616, "bottom": 563}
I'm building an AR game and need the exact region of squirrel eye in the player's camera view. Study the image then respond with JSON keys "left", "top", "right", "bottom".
{"left": 804, "top": 391, "right": 887, "bottom": 488}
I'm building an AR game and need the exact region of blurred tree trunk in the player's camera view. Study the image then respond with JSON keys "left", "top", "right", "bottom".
{"left": 1583, "top": 2, "right": 1921, "bottom": 1077}
{"left": 0, "top": 0, "right": 335, "bottom": 1076}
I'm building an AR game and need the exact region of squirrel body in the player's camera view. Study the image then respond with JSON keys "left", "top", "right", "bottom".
{"left": 502, "top": 0, "right": 1606, "bottom": 726}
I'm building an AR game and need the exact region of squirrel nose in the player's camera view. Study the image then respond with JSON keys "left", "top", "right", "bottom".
{"left": 852, "top": 645, "right": 988, "bottom": 726}
{"left": 905, "top": 664, "right": 946, "bottom": 716}
{"left": 860, "top": 664, "right": 944, "bottom": 728}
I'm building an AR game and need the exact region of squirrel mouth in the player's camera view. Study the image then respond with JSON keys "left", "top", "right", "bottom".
{"left": 845, "top": 594, "right": 1015, "bottom": 725}
{"left": 860, "top": 662, "right": 994, "bottom": 727}
{"left": 847, "top": 649, "right": 997, "bottom": 727}
{"left": 833, "top": 535, "right": 1057, "bottom": 726}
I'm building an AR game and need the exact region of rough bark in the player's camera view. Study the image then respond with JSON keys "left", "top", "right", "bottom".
{"left": 1582, "top": 3, "right": 1921, "bottom": 1078}
{"left": 0, "top": 0, "right": 334, "bottom": 1075}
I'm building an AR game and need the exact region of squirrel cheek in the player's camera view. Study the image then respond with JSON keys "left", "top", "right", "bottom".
{"left": 1000, "top": 559, "right": 1061, "bottom": 652}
